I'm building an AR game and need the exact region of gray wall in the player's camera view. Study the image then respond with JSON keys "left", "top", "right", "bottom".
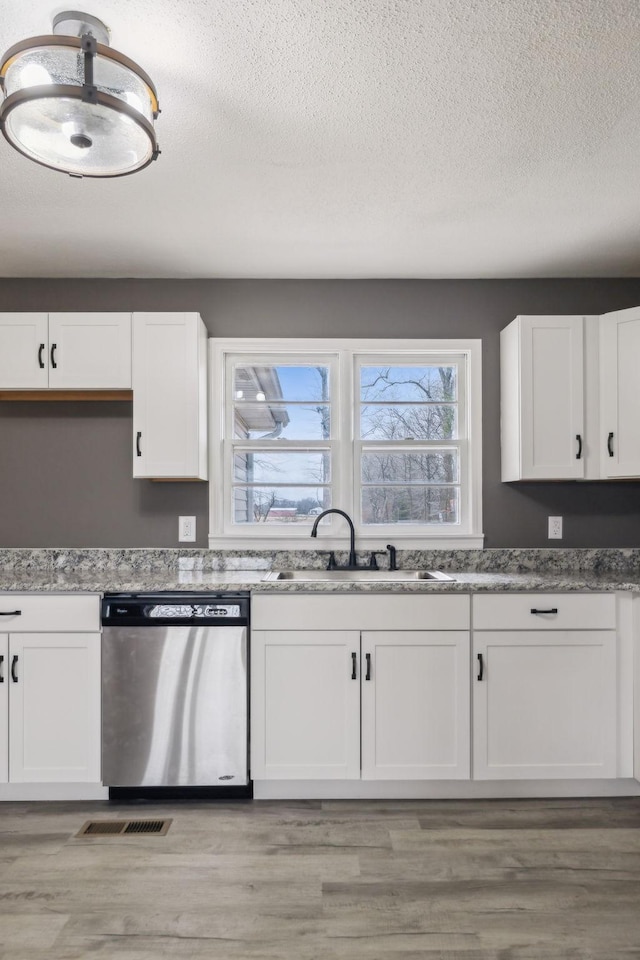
{"left": 2, "top": 278, "right": 640, "bottom": 548}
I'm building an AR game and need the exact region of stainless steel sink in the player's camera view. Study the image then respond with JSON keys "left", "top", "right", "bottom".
{"left": 262, "top": 569, "right": 456, "bottom": 582}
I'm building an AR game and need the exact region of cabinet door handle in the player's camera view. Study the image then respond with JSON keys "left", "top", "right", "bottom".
{"left": 576, "top": 434, "right": 582, "bottom": 460}
{"left": 50, "top": 343, "right": 57, "bottom": 369}
{"left": 365, "top": 652, "right": 371, "bottom": 681}
{"left": 38, "top": 343, "right": 45, "bottom": 369}
{"left": 531, "top": 608, "right": 558, "bottom": 615}
{"left": 0, "top": 655, "right": 4, "bottom": 683}
{"left": 136, "top": 431, "right": 142, "bottom": 457}
{"left": 351, "top": 651, "right": 357, "bottom": 680}
{"left": 608, "top": 431, "right": 614, "bottom": 457}
{"left": 0, "top": 610, "right": 21, "bottom": 617}
{"left": 11, "top": 655, "right": 18, "bottom": 683}
{"left": 477, "top": 652, "right": 484, "bottom": 681}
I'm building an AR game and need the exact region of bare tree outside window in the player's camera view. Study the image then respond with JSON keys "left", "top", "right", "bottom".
{"left": 360, "top": 365, "right": 460, "bottom": 525}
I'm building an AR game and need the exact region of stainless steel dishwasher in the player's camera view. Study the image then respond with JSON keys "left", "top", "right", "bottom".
{"left": 101, "top": 592, "right": 250, "bottom": 799}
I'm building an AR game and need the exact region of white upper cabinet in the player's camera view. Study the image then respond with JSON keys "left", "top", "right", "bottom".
{"left": 48, "top": 314, "right": 131, "bottom": 389}
{"left": 501, "top": 315, "right": 586, "bottom": 481}
{"left": 501, "top": 308, "right": 640, "bottom": 481}
{"left": 132, "top": 312, "right": 208, "bottom": 480}
{"left": 0, "top": 313, "right": 131, "bottom": 389}
{"left": 599, "top": 306, "right": 640, "bottom": 478}
{"left": 0, "top": 314, "right": 49, "bottom": 388}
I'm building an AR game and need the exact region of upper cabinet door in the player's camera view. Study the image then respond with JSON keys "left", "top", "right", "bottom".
{"left": 0, "top": 314, "right": 49, "bottom": 388}
{"left": 132, "top": 313, "right": 208, "bottom": 479}
{"left": 48, "top": 314, "right": 132, "bottom": 389}
{"left": 600, "top": 307, "right": 640, "bottom": 478}
{"left": 501, "top": 315, "right": 585, "bottom": 481}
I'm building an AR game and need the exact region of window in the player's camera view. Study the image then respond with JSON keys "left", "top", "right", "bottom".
{"left": 209, "top": 339, "right": 482, "bottom": 549}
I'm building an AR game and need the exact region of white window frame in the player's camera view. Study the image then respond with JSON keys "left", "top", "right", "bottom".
{"left": 209, "top": 338, "right": 483, "bottom": 550}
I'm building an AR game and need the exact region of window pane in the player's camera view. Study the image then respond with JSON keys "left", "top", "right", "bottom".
{"left": 233, "top": 364, "right": 330, "bottom": 403}
{"left": 362, "top": 486, "right": 459, "bottom": 524}
{"left": 361, "top": 404, "right": 457, "bottom": 440}
{"left": 233, "top": 486, "right": 331, "bottom": 524}
{"left": 362, "top": 450, "right": 458, "bottom": 484}
{"left": 361, "top": 366, "right": 457, "bottom": 402}
{"left": 233, "top": 404, "right": 330, "bottom": 440}
{"left": 234, "top": 450, "right": 330, "bottom": 484}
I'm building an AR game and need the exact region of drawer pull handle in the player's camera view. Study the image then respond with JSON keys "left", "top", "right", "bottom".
{"left": 0, "top": 654, "right": 3, "bottom": 683}
{"left": 608, "top": 432, "right": 614, "bottom": 457}
{"left": 351, "top": 651, "right": 357, "bottom": 680}
{"left": 477, "top": 653, "right": 484, "bottom": 681}
{"left": 0, "top": 610, "right": 21, "bottom": 617}
{"left": 365, "top": 652, "right": 372, "bottom": 681}
{"left": 11, "top": 655, "right": 18, "bottom": 683}
{"left": 50, "top": 343, "right": 57, "bottom": 369}
{"left": 576, "top": 434, "right": 582, "bottom": 460}
{"left": 531, "top": 608, "right": 558, "bottom": 615}
{"left": 38, "top": 343, "right": 45, "bottom": 369}
{"left": 136, "top": 431, "right": 142, "bottom": 457}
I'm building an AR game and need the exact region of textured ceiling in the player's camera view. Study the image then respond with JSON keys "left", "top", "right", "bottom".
{"left": 1, "top": 0, "right": 639, "bottom": 278}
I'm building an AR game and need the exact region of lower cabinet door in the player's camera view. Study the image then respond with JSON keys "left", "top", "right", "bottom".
{"left": 0, "top": 634, "right": 7, "bottom": 783}
{"left": 361, "top": 632, "right": 470, "bottom": 780}
{"left": 9, "top": 633, "right": 101, "bottom": 783}
{"left": 251, "top": 631, "right": 361, "bottom": 779}
{"left": 473, "top": 631, "right": 617, "bottom": 779}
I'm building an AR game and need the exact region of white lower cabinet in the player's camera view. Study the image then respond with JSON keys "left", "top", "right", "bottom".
{"left": 250, "top": 595, "right": 472, "bottom": 783}
{"left": 251, "top": 631, "right": 360, "bottom": 779}
{"left": 0, "top": 595, "right": 102, "bottom": 788}
{"left": 361, "top": 631, "right": 469, "bottom": 780}
{"left": 473, "top": 593, "right": 618, "bottom": 780}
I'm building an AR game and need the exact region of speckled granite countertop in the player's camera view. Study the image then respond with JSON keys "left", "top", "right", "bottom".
{"left": 1, "top": 548, "right": 640, "bottom": 593}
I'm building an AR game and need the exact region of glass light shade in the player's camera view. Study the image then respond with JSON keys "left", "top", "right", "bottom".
{"left": 0, "top": 36, "right": 159, "bottom": 177}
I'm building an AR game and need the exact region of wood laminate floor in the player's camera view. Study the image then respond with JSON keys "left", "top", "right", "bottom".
{"left": 1, "top": 797, "right": 640, "bottom": 959}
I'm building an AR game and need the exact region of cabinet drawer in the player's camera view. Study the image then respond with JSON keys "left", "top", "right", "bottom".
{"left": 473, "top": 593, "right": 615, "bottom": 631}
{"left": 0, "top": 594, "right": 100, "bottom": 632}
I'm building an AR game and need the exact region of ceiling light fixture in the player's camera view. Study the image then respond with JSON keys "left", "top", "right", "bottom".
{"left": 0, "top": 11, "right": 160, "bottom": 178}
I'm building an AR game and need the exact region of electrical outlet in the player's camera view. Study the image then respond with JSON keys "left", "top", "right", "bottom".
{"left": 548, "top": 516, "right": 563, "bottom": 539}
{"left": 179, "top": 516, "right": 196, "bottom": 542}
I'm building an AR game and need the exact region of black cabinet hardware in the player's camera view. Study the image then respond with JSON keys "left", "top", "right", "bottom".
{"left": 351, "top": 651, "right": 357, "bottom": 680}
{"left": 608, "top": 432, "right": 614, "bottom": 457}
{"left": 576, "top": 434, "right": 582, "bottom": 460}
{"left": 0, "top": 655, "right": 3, "bottom": 683}
{"left": 477, "top": 653, "right": 484, "bottom": 681}
{"left": 136, "top": 431, "right": 142, "bottom": 457}
{"left": 0, "top": 610, "right": 21, "bottom": 617}
{"left": 365, "top": 653, "right": 371, "bottom": 681}
{"left": 531, "top": 607, "right": 558, "bottom": 615}
{"left": 11, "top": 655, "right": 18, "bottom": 683}
{"left": 38, "top": 343, "right": 45, "bottom": 369}
{"left": 50, "top": 343, "right": 57, "bottom": 369}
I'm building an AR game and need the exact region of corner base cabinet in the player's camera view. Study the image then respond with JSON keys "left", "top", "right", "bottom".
{"left": 0, "top": 596, "right": 101, "bottom": 786}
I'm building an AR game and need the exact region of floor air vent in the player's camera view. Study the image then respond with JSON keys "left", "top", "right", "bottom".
{"left": 76, "top": 819, "right": 172, "bottom": 837}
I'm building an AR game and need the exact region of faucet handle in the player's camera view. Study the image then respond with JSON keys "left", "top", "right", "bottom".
{"left": 325, "top": 551, "right": 339, "bottom": 571}
{"left": 369, "top": 551, "right": 387, "bottom": 570}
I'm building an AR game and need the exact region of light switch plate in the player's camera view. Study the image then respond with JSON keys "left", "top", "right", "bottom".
{"left": 179, "top": 516, "right": 196, "bottom": 542}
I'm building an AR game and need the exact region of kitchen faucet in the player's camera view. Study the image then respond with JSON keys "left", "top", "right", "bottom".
{"left": 310, "top": 508, "right": 359, "bottom": 569}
